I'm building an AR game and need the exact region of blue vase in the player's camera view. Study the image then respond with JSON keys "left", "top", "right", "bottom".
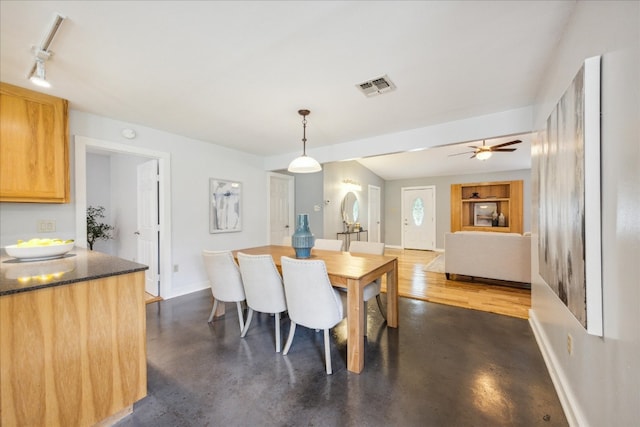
{"left": 291, "top": 214, "right": 315, "bottom": 259}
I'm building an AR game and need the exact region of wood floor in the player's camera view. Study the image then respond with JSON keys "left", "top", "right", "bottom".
{"left": 381, "top": 248, "right": 531, "bottom": 319}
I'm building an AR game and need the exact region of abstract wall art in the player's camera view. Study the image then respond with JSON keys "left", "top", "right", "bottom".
{"left": 210, "top": 178, "right": 242, "bottom": 233}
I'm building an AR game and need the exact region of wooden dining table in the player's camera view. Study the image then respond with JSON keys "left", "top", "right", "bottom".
{"left": 232, "top": 245, "right": 398, "bottom": 374}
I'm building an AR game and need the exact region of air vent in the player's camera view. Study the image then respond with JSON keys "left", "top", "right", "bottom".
{"left": 356, "top": 74, "right": 396, "bottom": 97}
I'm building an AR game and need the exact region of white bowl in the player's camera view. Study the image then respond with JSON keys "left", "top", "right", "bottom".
{"left": 5, "top": 242, "right": 75, "bottom": 261}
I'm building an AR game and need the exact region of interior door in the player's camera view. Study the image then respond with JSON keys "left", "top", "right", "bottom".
{"left": 137, "top": 159, "right": 159, "bottom": 296}
{"left": 269, "top": 173, "right": 294, "bottom": 244}
{"left": 368, "top": 185, "right": 381, "bottom": 242}
{"left": 402, "top": 186, "right": 435, "bottom": 250}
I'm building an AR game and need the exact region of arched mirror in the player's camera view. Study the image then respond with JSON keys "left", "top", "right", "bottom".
{"left": 341, "top": 192, "right": 359, "bottom": 224}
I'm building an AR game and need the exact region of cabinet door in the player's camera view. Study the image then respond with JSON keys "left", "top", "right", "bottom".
{"left": 0, "top": 83, "right": 69, "bottom": 203}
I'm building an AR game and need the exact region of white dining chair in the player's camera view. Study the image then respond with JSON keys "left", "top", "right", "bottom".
{"left": 237, "top": 252, "right": 288, "bottom": 352}
{"left": 280, "top": 256, "right": 345, "bottom": 375}
{"left": 313, "top": 238, "right": 344, "bottom": 251}
{"left": 347, "top": 241, "right": 387, "bottom": 328}
{"left": 201, "top": 250, "right": 246, "bottom": 333}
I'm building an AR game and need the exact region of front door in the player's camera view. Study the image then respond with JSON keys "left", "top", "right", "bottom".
{"left": 137, "top": 159, "right": 159, "bottom": 296}
{"left": 402, "top": 186, "right": 435, "bottom": 250}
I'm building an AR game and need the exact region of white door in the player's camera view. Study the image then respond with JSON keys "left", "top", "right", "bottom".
{"left": 269, "top": 173, "right": 294, "bottom": 244}
{"left": 368, "top": 185, "right": 381, "bottom": 243}
{"left": 137, "top": 159, "right": 159, "bottom": 296}
{"left": 402, "top": 186, "right": 436, "bottom": 250}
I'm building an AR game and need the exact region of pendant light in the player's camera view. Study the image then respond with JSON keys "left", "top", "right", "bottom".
{"left": 288, "top": 109, "right": 322, "bottom": 173}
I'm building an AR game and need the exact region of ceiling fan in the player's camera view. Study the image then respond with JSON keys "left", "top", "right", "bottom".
{"left": 449, "top": 139, "right": 522, "bottom": 160}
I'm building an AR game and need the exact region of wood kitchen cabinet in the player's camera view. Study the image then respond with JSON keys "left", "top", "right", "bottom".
{"left": 0, "top": 82, "right": 69, "bottom": 203}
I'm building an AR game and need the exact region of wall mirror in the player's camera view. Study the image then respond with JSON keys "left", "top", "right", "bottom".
{"left": 341, "top": 191, "right": 359, "bottom": 224}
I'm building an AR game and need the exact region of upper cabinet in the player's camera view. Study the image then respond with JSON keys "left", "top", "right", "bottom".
{"left": 450, "top": 180, "right": 523, "bottom": 234}
{"left": 0, "top": 82, "right": 69, "bottom": 203}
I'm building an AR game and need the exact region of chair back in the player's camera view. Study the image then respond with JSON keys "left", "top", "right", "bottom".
{"left": 201, "top": 250, "right": 245, "bottom": 302}
{"left": 237, "top": 253, "right": 287, "bottom": 314}
{"left": 280, "top": 256, "right": 343, "bottom": 330}
{"left": 314, "top": 238, "right": 344, "bottom": 251}
{"left": 348, "top": 240, "right": 385, "bottom": 255}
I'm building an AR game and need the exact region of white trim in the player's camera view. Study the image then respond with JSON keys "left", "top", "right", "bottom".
{"left": 583, "top": 55, "right": 602, "bottom": 336}
{"left": 367, "top": 184, "right": 381, "bottom": 243}
{"left": 529, "top": 310, "right": 582, "bottom": 427}
{"left": 74, "top": 135, "right": 173, "bottom": 298}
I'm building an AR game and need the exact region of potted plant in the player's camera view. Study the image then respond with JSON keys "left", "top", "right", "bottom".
{"left": 86, "top": 205, "right": 114, "bottom": 250}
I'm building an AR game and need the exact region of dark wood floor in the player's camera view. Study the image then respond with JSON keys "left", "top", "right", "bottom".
{"left": 382, "top": 248, "right": 531, "bottom": 319}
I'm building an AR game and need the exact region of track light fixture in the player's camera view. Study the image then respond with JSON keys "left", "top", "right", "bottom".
{"left": 27, "top": 13, "right": 66, "bottom": 88}
{"left": 288, "top": 109, "right": 322, "bottom": 173}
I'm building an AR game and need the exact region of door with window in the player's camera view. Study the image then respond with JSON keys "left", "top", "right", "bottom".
{"left": 402, "top": 186, "right": 435, "bottom": 250}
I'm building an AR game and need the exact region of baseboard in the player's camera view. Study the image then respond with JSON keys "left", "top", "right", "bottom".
{"left": 167, "top": 281, "right": 209, "bottom": 299}
{"left": 529, "top": 309, "right": 584, "bottom": 427}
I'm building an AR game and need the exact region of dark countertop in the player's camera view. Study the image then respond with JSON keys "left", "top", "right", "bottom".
{"left": 0, "top": 247, "right": 148, "bottom": 296}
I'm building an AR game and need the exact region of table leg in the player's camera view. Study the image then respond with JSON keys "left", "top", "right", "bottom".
{"left": 346, "top": 278, "right": 364, "bottom": 373}
{"left": 386, "top": 259, "right": 399, "bottom": 327}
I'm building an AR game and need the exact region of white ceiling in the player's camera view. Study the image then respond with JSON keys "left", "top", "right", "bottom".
{"left": 0, "top": 1, "right": 574, "bottom": 180}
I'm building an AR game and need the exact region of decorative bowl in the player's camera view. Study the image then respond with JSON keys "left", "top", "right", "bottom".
{"left": 5, "top": 242, "right": 75, "bottom": 261}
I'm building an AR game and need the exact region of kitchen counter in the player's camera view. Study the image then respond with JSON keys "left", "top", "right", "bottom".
{"left": 1, "top": 247, "right": 149, "bottom": 427}
{"left": 0, "top": 247, "right": 148, "bottom": 296}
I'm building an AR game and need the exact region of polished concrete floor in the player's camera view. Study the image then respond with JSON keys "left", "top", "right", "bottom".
{"left": 116, "top": 290, "right": 567, "bottom": 427}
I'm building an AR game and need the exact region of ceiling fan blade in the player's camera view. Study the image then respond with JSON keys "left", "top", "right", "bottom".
{"left": 470, "top": 153, "right": 477, "bottom": 159}
{"left": 490, "top": 139, "right": 522, "bottom": 149}
{"left": 492, "top": 148, "right": 517, "bottom": 152}
{"left": 448, "top": 151, "right": 475, "bottom": 157}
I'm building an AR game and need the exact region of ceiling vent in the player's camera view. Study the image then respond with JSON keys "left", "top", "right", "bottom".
{"left": 356, "top": 75, "right": 396, "bottom": 97}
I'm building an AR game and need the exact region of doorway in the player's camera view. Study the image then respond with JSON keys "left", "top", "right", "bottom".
{"left": 368, "top": 185, "right": 381, "bottom": 242}
{"left": 401, "top": 186, "right": 436, "bottom": 250}
{"left": 74, "top": 135, "right": 173, "bottom": 298}
{"left": 268, "top": 172, "right": 294, "bottom": 244}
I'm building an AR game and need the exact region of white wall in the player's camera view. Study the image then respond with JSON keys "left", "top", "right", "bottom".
{"left": 0, "top": 110, "right": 269, "bottom": 298}
{"left": 322, "top": 161, "right": 385, "bottom": 241}
{"left": 385, "top": 169, "right": 531, "bottom": 249}
{"left": 529, "top": 2, "right": 639, "bottom": 426}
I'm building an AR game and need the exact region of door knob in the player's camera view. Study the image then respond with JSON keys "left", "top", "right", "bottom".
{"left": 134, "top": 231, "right": 140, "bottom": 235}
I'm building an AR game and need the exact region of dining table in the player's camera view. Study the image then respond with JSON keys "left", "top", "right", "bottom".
{"left": 232, "top": 245, "right": 398, "bottom": 374}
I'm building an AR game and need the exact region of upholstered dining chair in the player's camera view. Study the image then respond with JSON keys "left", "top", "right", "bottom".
{"left": 313, "top": 238, "right": 344, "bottom": 251}
{"left": 201, "top": 250, "right": 246, "bottom": 333}
{"left": 237, "top": 252, "right": 288, "bottom": 352}
{"left": 347, "top": 241, "right": 387, "bottom": 326}
{"left": 280, "top": 256, "right": 345, "bottom": 375}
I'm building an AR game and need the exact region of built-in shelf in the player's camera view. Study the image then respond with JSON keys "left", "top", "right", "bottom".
{"left": 450, "top": 180, "right": 523, "bottom": 234}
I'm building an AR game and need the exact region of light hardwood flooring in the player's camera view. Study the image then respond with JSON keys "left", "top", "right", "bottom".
{"left": 381, "top": 248, "right": 531, "bottom": 319}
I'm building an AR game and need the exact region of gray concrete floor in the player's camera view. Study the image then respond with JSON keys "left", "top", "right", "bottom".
{"left": 116, "top": 290, "right": 567, "bottom": 427}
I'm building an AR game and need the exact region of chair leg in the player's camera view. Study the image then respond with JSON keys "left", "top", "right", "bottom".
{"left": 208, "top": 299, "right": 219, "bottom": 323}
{"left": 324, "top": 329, "right": 333, "bottom": 375}
{"left": 283, "top": 322, "right": 297, "bottom": 355}
{"left": 235, "top": 301, "right": 245, "bottom": 334}
{"left": 275, "top": 312, "right": 281, "bottom": 352}
{"left": 376, "top": 294, "right": 387, "bottom": 321}
{"left": 241, "top": 308, "right": 254, "bottom": 338}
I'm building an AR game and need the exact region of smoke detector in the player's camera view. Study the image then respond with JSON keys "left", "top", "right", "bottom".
{"left": 356, "top": 74, "right": 396, "bottom": 97}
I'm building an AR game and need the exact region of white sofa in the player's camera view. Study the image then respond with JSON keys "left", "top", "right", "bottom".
{"left": 444, "top": 231, "right": 531, "bottom": 284}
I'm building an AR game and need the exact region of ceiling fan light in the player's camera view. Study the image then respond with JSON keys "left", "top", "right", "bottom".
{"left": 476, "top": 150, "right": 492, "bottom": 161}
{"left": 288, "top": 155, "right": 322, "bottom": 173}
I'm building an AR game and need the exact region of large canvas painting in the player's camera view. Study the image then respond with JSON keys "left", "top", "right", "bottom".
{"left": 210, "top": 178, "right": 242, "bottom": 233}
{"left": 537, "top": 56, "right": 602, "bottom": 336}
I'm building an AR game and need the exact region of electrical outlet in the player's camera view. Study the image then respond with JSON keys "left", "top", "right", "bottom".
{"left": 37, "top": 220, "right": 56, "bottom": 233}
{"left": 567, "top": 333, "right": 573, "bottom": 355}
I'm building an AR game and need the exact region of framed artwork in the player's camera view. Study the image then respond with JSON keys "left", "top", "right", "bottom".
{"left": 474, "top": 202, "right": 497, "bottom": 226}
{"left": 537, "top": 56, "right": 602, "bottom": 336}
{"left": 209, "top": 178, "right": 242, "bottom": 233}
